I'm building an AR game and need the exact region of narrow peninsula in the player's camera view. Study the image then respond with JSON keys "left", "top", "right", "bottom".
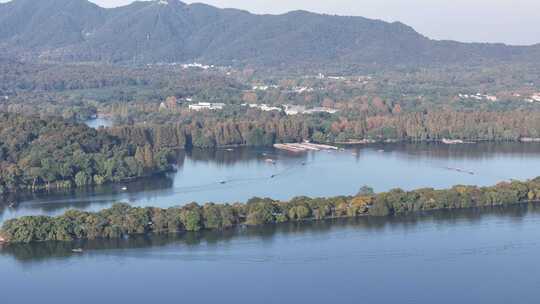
{"left": 2, "top": 177, "right": 540, "bottom": 244}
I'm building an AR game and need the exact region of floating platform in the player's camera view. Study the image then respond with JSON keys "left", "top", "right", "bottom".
{"left": 273, "top": 142, "right": 339, "bottom": 152}
{"left": 442, "top": 139, "right": 476, "bottom": 145}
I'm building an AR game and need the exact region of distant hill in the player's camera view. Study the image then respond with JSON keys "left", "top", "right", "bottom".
{"left": 0, "top": 0, "right": 539, "bottom": 67}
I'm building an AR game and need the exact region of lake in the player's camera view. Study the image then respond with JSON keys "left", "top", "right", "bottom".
{"left": 1, "top": 142, "right": 540, "bottom": 223}
{"left": 2, "top": 142, "right": 540, "bottom": 303}
{"left": 1, "top": 205, "right": 540, "bottom": 304}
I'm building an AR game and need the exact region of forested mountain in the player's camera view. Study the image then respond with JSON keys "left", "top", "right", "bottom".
{"left": 0, "top": 0, "right": 105, "bottom": 48}
{"left": 0, "top": 0, "right": 539, "bottom": 67}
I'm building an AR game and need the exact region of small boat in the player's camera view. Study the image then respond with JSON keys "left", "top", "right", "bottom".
{"left": 72, "top": 248, "right": 84, "bottom": 253}
{"left": 270, "top": 175, "right": 276, "bottom": 178}
{"left": 265, "top": 158, "right": 276, "bottom": 164}
{"left": 225, "top": 148, "right": 234, "bottom": 152}
{"left": 121, "top": 186, "right": 128, "bottom": 191}
{"left": 220, "top": 181, "right": 227, "bottom": 184}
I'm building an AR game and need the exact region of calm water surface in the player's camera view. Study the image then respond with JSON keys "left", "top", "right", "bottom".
{"left": 1, "top": 206, "right": 540, "bottom": 304}
{"left": 1, "top": 142, "right": 540, "bottom": 223}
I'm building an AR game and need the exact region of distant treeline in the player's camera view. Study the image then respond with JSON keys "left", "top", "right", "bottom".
{"left": 2, "top": 177, "right": 540, "bottom": 243}
{"left": 109, "top": 110, "right": 540, "bottom": 149}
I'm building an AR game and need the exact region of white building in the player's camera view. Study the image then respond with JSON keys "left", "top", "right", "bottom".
{"left": 260, "top": 105, "right": 281, "bottom": 112}
{"left": 242, "top": 104, "right": 282, "bottom": 112}
{"left": 283, "top": 105, "right": 338, "bottom": 115}
{"left": 304, "top": 107, "right": 339, "bottom": 114}
{"left": 283, "top": 105, "right": 307, "bottom": 115}
{"left": 292, "top": 86, "right": 315, "bottom": 94}
{"left": 252, "top": 85, "right": 278, "bottom": 91}
{"left": 458, "top": 93, "right": 498, "bottom": 102}
{"left": 250, "top": 104, "right": 281, "bottom": 112}
{"left": 181, "top": 62, "right": 213, "bottom": 70}
{"left": 328, "top": 76, "right": 345, "bottom": 80}
{"left": 252, "top": 85, "right": 269, "bottom": 91}
{"left": 189, "top": 102, "right": 226, "bottom": 111}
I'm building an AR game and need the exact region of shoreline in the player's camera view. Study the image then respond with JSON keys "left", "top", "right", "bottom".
{"left": 1, "top": 205, "right": 534, "bottom": 260}
{"left": 83, "top": 115, "right": 540, "bottom": 148}
{"left": 2, "top": 176, "right": 540, "bottom": 244}
{"left": 0, "top": 170, "right": 172, "bottom": 199}
{"left": 2, "top": 140, "right": 540, "bottom": 198}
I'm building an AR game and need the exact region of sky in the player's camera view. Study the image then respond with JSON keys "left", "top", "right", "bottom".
{"left": 3, "top": 0, "right": 540, "bottom": 45}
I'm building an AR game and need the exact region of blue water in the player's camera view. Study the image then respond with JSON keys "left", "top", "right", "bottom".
{"left": 1, "top": 206, "right": 540, "bottom": 304}
{"left": 2, "top": 143, "right": 540, "bottom": 303}
{"left": 2, "top": 142, "right": 540, "bottom": 222}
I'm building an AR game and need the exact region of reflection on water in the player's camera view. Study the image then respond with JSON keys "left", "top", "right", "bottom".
{"left": 2, "top": 204, "right": 537, "bottom": 263}
{"left": 2, "top": 142, "right": 540, "bottom": 223}
{"left": 379, "top": 141, "right": 540, "bottom": 159}
{"left": 2, "top": 203, "right": 540, "bottom": 304}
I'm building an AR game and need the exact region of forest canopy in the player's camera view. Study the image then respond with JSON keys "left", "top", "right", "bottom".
{"left": 0, "top": 113, "right": 173, "bottom": 194}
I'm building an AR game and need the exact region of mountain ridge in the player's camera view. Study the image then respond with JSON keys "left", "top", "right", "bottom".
{"left": 0, "top": 0, "right": 538, "bottom": 67}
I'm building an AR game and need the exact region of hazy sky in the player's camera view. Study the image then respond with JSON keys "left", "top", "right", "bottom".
{"left": 4, "top": 0, "right": 540, "bottom": 45}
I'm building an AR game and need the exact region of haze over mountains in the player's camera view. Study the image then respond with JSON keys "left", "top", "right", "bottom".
{"left": 0, "top": 0, "right": 538, "bottom": 67}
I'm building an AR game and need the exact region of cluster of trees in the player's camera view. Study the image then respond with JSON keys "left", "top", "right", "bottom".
{"left": 106, "top": 109, "right": 540, "bottom": 149}
{"left": 0, "top": 113, "right": 174, "bottom": 194}
{"left": 107, "top": 109, "right": 311, "bottom": 149}
{"left": 330, "top": 110, "right": 540, "bottom": 142}
{"left": 3, "top": 177, "right": 540, "bottom": 243}
{"left": 369, "top": 179, "right": 540, "bottom": 216}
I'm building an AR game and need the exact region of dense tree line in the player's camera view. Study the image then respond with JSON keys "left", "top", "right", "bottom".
{"left": 2, "top": 177, "right": 540, "bottom": 243}
{"left": 331, "top": 110, "right": 540, "bottom": 142}
{"left": 108, "top": 108, "right": 311, "bottom": 149}
{"left": 107, "top": 109, "right": 540, "bottom": 149}
{"left": 0, "top": 113, "right": 174, "bottom": 194}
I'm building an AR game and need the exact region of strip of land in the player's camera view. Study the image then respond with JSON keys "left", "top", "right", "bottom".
{"left": 1, "top": 177, "right": 540, "bottom": 244}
